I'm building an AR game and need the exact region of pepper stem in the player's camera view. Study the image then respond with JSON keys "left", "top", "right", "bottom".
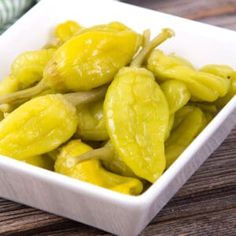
{"left": 131, "top": 28, "right": 175, "bottom": 67}
{"left": 142, "top": 29, "right": 151, "bottom": 47}
{"left": 0, "top": 80, "right": 47, "bottom": 105}
{"left": 64, "top": 84, "right": 108, "bottom": 107}
{"left": 0, "top": 104, "right": 11, "bottom": 113}
{"left": 74, "top": 146, "right": 114, "bottom": 164}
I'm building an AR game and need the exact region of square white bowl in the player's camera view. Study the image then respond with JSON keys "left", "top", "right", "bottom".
{"left": 0, "top": 0, "right": 236, "bottom": 235}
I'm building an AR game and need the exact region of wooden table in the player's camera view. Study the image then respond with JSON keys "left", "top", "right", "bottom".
{"left": 0, "top": 0, "right": 236, "bottom": 235}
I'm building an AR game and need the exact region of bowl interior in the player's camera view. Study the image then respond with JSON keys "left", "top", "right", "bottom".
{"left": 0, "top": 0, "right": 236, "bottom": 201}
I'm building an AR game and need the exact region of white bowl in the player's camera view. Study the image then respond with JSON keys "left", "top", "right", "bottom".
{"left": 0, "top": 0, "right": 236, "bottom": 235}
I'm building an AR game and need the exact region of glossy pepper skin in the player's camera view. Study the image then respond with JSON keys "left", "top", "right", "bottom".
{"left": 76, "top": 100, "right": 109, "bottom": 141}
{"left": 0, "top": 94, "right": 78, "bottom": 160}
{"left": 160, "top": 80, "right": 190, "bottom": 139}
{"left": 103, "top": 28, "right": 174, "bottom": 183}
{"left": 165, "top": 106, "right": 205, "bottom": 167}
{"left": 160, "top": 80, "right": 190, "bottom": 115}
{"left": 11, "top": 49, "right": 55, "bottom": 89}
{"left": 0, "top": 76, "right": 18, "bottom": 96}
{"left": 0, "top": 22, "right": 142, "bottom": 106}
{"left": 104, "top": 67, "right": 169, "bottom": 183}
{"left": 54, "top": 140, "right": 143, "bottom": 195}
{"left": 0, "top": 49, "right": 55, "bottom": 97}
{"left": 200, "top": 64, "right": 233, "bottom": 79}
{"left": 0, "top": 49, "right": 55, "bottom": 110}
{"left": 200, "top": 65, "right": 236, "bottom": 108}
{"left": 54, "top": 20, "right": 82, "bottom": 45}
{"left": 100, "top": 142, "right": 136, "bottom": 177}
{"left": 44, "top": 22, "right": 142, "bottom": 91}
{"left": 147, "top": 50, "right": 230, "bottom": 102}
{"left": 216, "top": 71, "right": 236, "bottom": 108}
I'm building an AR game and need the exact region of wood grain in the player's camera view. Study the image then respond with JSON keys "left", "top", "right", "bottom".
{"left": 0, "top": 1, "right": 236, "bottom": 235}
{"left": 123, "top": 0, "right": 236, "bottom": 30}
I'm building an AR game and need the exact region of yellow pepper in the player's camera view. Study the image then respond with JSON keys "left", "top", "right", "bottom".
{"left": 105, "top": 68, "right": 169, "bottom": 182}
{"left": 200, "top": 65, "right": 236, "bottom": 108}
{"left": 165, "top": 106, "right": 205, "bottom": 168}
{"left": 160, "top": 80, "right": 191, "bottom": 139}
{"left": 0, "top": 22, "right": 142, "bottom": 105}
{"left": 44, "top": 22, "right": 142, "bottom": 91}
{"left": 104, "top": 29, "right": 174, "bottom": 183}
{"left": 0, "top": 49, "right": 55, "bottom": 97}
{"left": 0, "top": 111, "right": 4, "bottom": 121}
{"left": 200, "top": 64, "right": 233, "bottom": 79}
{"left": 165, "top": 114, "right": 175, "bottom": 141}
{"left": 167, "top": 53, "right": 195, "bottom": 69}
{"left": 79, "top": 30, "right": 174, "bottom": 183}
{"left": 54, "top": 140, "right": 143, "bottom": 195}
{"left": 147, "top": 50, "right": 230, "bottom": 102}
{"left": 0, "top": 85, "right": 107, "bottom": 160}
{"left": 215, "top": 71, "right": 236, "bottom": 108}
{"left": 101, "top": 143, "right": 136, "bottom": 178}
{"left": 161, "top": 80, "right": 191, "bottom": 115}
{"left": 11, "top": 49, "right": 55, "bottom": 90}
{"left": 54, "top": 20, "right": 82, "bottom": 44}
{"left": 192, "top": 102, "right": 218, "bottom": 114}
{"left": 0, "top": 94, "right": 78, "bottom": 160}
{"left": 76, "top": 100, "right": 108, "bottom": 141}
{"left": 0, "top": 76, "right": 18, "bottom": 96}
{"left": 74, "top": 141, "right": 136, "bottom": 178}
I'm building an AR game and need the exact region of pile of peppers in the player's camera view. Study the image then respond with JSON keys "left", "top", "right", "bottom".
{"left": 0, "top": 20, "right": 235, "bottom": 195}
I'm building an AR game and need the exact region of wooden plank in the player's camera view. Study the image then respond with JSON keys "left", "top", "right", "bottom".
{"left": 141, "top": 209, "right": 236, "bottom": 236}
{"left": 123, "top": 0, "right": 236, "bottom": 30}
